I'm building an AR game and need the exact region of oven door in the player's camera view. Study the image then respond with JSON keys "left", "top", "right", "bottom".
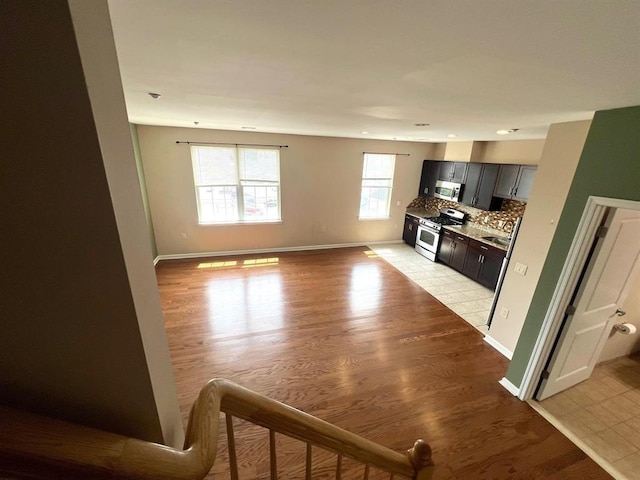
{"left": 415, "top": 224, "right": 440, "bottom": 261}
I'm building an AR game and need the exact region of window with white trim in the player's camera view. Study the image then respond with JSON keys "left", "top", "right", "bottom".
{"left": 358, "top": 153, "right": 395, "bottom": 219}
{"left": 191, "top": 146, "right": 281, "bottom": 224}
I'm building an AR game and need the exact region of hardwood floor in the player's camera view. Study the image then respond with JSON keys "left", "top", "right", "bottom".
{"left": 156, "top": 247, "right": 611, "bottom": 479}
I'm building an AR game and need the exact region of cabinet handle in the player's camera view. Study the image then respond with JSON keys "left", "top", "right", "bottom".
{"left": 478, "top": 254, "right": 482, "bottom": 263}
{"left": 480, "top": 255, "right": 485, "bottom": 264}
{"left": 457, "top": 236, "right": 465, "bottom": 241}
{"left": 513, "top": 187, "right": 518, "bottom": 196}
{"left": 409, "top": 225, "right": 412, "bottom": 231}
{"left": 480, "top": 245, "right": 488, "bottom": 250}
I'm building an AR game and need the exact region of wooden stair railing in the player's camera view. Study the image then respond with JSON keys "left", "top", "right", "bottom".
{"left": 0, "top": 378, "right": 434, "bottom": 479}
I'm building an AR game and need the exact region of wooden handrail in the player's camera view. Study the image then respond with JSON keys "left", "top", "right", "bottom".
{"left": 0, "top": 378, "right": 434, "bottom": 479}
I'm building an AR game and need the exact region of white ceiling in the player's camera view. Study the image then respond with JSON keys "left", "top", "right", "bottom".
{"left": 108, "top": 0, "right": 640, "bottom": 142}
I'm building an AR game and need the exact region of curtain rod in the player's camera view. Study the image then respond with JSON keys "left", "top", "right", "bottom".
{"left": 363, "top": 151, "right": 410, "bottom": 156}
{"left": 176, "top": 141, "right": 288, "bottom": 148}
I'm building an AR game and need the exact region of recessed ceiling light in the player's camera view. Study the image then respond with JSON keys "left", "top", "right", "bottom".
{"left": 148, "top": 92, "right": 161, "bottom": 99}
{"left": 416, "top": 138, "right": 430, "bottom": 141}
{"left": 241, "top": 126, "right": 257, "bottom": 130}
{"left": 361, "top": 131, "right": 369, "bottom": 135}
{"left": 414, "top": 123, "right": 430, "bottom": 127}
{"left": 447, "top": 134, "right": 457, "bottom": 138}
{"left": 497, "top": 128, "right": 519, "bottom": 135}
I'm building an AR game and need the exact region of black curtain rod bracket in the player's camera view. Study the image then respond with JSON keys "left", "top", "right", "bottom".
{"left": 176, "top": 141, "right": 288, "bottom": 148}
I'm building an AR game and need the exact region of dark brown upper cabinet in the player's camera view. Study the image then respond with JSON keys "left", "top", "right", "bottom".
{"left": 418, "top": 160, "right": 441, "bottom": 196}
{"left": 459, "top": 163, "right": 502, "bottom": 211}
{"left": 493, "top": 165, "right": 537, "bottom": 201}
{"left": 438, "top": 162, "right": 468, "bottom": 183}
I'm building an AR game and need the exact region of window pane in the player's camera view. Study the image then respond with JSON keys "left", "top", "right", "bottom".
{"left": 363, "top": 154, "right": 395, "bottom": 179}
{"left": 239, "top": 149, "right": 279, "bottom": 182}
{"left": 242, "top": 185, "right": 280, "bottom": 221}
{"left": 192, "top": 147, "right": 237, "bottom": 185}
{"left": 198, "top": 186, "right": 238, "bottom": 223}
{"left": 359, "top": 187, "right": 391, "bottom": 218}
{"left": 359, "top": 154, "right": 395, "bottom": 219}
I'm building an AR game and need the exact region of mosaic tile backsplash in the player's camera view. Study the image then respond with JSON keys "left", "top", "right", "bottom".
{"left": 406, "top": 196, "right": 526, "bottom": 235}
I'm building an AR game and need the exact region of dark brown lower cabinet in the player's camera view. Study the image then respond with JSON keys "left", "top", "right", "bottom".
{"left": 402, "top": 214, "right": 419, "bottom": 247}
{"left": 462, "top": 239, "right": 505, "bottom": 290}
{"left": 437, "top": 230, "right": 468, "bottom": 271}
{"left": 439, "top": 231, "right": 506, "bottom": 290}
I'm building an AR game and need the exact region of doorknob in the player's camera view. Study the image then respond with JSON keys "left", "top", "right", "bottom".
{"left": 615, "top": 308, "right": 627, "bottom": 317}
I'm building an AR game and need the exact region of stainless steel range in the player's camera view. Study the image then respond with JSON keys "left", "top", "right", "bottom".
{"left": 415, "top": 208, "right": 466, "bottom": 261}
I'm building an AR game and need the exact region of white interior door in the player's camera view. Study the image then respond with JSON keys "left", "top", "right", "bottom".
{"left": 537, "top": 208, "right": 640, "bottom": 400}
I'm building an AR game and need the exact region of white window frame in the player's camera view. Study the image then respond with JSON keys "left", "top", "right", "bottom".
{"left": 358, "top": 153, "right": 396, "bottom": 220}
{"left": 191, "top": 145, "right": 281, "bottom": 224}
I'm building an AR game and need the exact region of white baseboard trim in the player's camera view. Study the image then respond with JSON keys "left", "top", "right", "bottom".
{"left": 366, "top": 240, "right": 404, "bottom": 246}
{"left": 153, "top": 241, "right": 397, "bottom": 262}
{"left": 483, "top": 334, "right": 514, "bottom": 360}
{"left": 499, "top": 377, "right": 520, "bottom": 396}
{"left": 153, "top": 256, "right": 160, "bottom": 266}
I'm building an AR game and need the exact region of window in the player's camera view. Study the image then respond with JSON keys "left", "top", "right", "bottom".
{"left": 191, "top": 146, "right": 281, "bottom": 224}
{"left": 359, "top": 153, "right": 395, "bottom": 219}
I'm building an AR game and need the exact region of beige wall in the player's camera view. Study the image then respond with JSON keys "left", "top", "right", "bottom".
{"left": 443, "top": 141, "right": 474, "bottom": 161}
{"left": 69, "top": 0, "right": 183, "bottom": 447}
{"left": 0, "top": 0, "right": 180, "bottom": 445}
{"left": 487, "top": 120, "right": 591, "bottom": 353}
{"left": 440, "top": 139, "right": 544, "bottom": 164}
{"left": 480, "top": 139, "right": 544, "bottom": 165}
{"left": 138, "top": 126, "right": 435, "bottom": 256}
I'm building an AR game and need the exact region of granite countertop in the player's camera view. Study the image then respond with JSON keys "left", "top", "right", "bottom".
{"left": 443, "top": 224, "right": 511, "bottom": 251}
{"left": 405, "top": 208, "right": 438, "bottom": 219}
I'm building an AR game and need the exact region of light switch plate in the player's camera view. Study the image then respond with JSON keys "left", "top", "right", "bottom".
{"left": 515, "top": 262, "right": 528, "bottom": 275}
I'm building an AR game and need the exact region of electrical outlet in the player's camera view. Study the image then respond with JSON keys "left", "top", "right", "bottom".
{"left": 321, "top": 224, "right": 326, "bottom": 233}
{"left": 396, "top": 200, "right": 402, "bottom": 206}
{"left": 180, "top": 232, "right": 187, "bottom": 240}
{"left": 500, "top": 307, "right": 509, "bottom": 318}
{"left": 514, "top": 262, "right": 528, "bottom": 275}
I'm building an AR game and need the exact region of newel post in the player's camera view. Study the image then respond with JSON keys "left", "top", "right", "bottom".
{"left": 408, "top": 439, "right": 434, "bottom": 480}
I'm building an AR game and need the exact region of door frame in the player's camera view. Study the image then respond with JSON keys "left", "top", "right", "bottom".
{"left": 518, "top": 195, "right": 640, "bottom": 401}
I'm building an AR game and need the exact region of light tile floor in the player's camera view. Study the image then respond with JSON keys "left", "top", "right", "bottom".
{"left": 368, "top": 243, "right": 495, "bottom": 333}
{"left": 536, "top": 355, "right": 640, "bottom": 479}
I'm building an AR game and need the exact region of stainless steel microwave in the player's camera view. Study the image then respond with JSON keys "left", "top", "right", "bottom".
{"left": 434, "top": 180, "right": 463, "bottom": 202}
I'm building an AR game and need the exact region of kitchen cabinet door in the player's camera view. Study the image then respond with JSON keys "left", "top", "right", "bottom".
{"left": 459, "top": 163, "right": 481, "bottom": 207}
{"left": 494, "top": 164, "right": 537, "bottom": 201}
{"left": 450, "top": 162, "right": 468, "bottom": 183}
{"left": 418, "top": 160, "right": 441, "bottom": 196}
{"left": 493, "top": 165, "right": 520, "bottom": 199}
{"left": 449, "top": 232, "right": 469, "bottom": 271}
{"left": 475, "top": 164, "right": 502, "bottom": 210}
{"left": 462, "top": 245, "right": 483, "bottom": 279}
{"left": 513, "top": 166, "right": 537, "bottom": 201}
{"left": 437, "top": 230, "right": 455, "bottom": 265}
{"left": 438, "top": 162, "right": 468, "bottom": 183}
{"left": 402, "top": 215, "right": 419, "bottom": 247}
{"left": 466, "top": 239, "right": 506, "bottom": 290}
{"left": 460, "top": 163, "right": 501, "bottom": 210}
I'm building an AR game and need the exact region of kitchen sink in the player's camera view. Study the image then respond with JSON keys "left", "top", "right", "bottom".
{"left": 482, "top": 236, "right": 511, "bottom": 247}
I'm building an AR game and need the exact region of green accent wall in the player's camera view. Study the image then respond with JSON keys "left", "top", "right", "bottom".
{"left": 507, "top": 105, "right": 640, "bottom": 387}
{"left": 130, "top": 123, "right": 158, "bottom": 258}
